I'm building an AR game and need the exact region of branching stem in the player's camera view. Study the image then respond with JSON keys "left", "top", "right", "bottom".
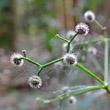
{"left": 55, "top": 34, "right": 68, "bottom": 42}
{"left": 94, "top": 19, "right": 109, "bottom": 85}
{"left": 21, "top": 57, "right": 41, "bottom": 67}
{"left": 67, "top": 33, "right": 78, "bottom": 53}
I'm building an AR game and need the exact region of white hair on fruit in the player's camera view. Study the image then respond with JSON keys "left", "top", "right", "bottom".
{"left": 10, "top": 53, "right": 24, "bottom": 67}
{"left": 63, "top": 53, "right": 77, "bottom": 66}
{"left": 28, "top": 75, "right": 42, "bottom": 89}
{"left": 67, "top": 96, "right": 77, "bottom": 104}
{"left": 75, "top": 22, "right": 89, "bottom": 36}
{"left": 84, "top": 10, "right": 95, "bottom": 22}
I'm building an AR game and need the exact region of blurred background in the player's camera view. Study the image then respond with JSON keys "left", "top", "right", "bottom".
{"left": 0, "top": 0, "right": 110, "bottom": 110}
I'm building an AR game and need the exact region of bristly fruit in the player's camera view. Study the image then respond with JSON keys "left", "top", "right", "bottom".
{"left": 84, "top": 10, "right": 95, "bottom": 22}
{"left": 10, "top": 53, "right": 24, "bottom": 67}
{"left": 28, "top": 75, "right": 42, "bottom": 89}
{"left": 63, "top": 53, "right": 77, "bottom": 66}
{"left": 75, "top": 22, "right": 89, "bottom": 36}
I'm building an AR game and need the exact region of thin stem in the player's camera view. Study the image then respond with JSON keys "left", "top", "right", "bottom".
{"left": 94, "top": 19, "right": 109, "bottom": 85}
{"left": 67, "top": 41, "right": 70, "bottom": 53}
{"left": 66, "top": 33, "right": 78, "bottom": 53}
{"left": 42, "top": 58, "right": 64, "bottom": 68}
{"left": 104, "top": 34, "right": 109, "bottom": 84}
{"left": 105, "top": 87, "right": 110, "bottom": 94}
{"left": 55, "top": 34, "right": 68, "bottom": 42}
{"left": 36, "top": 58, "right": 64, "bottom": 75}
{"left": 103, "top": 31, "right": 107, "bottom": 38}
{"left": 37, "top": 68, "right": 43, "bottom": 76}
{"left": 21, "top": 57, "right": 41, "bottom": 67}
{"left": 94, "top": 20, "right": 103, "bottom": 29}
{"left": 73, "top": 38, "right": 110, "bottom": 46}
{"left": 76, "top": 63, "right": 105, "bottom": 85}
{"left": 70, "top": 32, "right": 78, "bottom": 43}
{"left": 22, "top": 57, "right": 63, "bottom": 75}
{"left": 37, "top": 86, "right": 103, "bottom": 103}
{"left": 60, "top": 86, "right": 103, "bottom": 101}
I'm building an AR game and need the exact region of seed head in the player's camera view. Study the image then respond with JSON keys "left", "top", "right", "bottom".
{"left": 84, "top": 10, "right": 95, "bottom": 22}
{"left": 10, "top": 53, "right": 24, "bottom": 67}
{"left": 67, "top": 96, "right": 77, "bottom": 105}
{"left": 63, "top": 53, "right": 77, "bottom": 66}
{"left": 66, "top": 30, "right": 76, "bottom": 40}
{"left": 62, "top": 43, "right": 73, "bottom": 53}
{"left": 28, "top": 75, "right": 42, "bottom": 89}
{"left": 75, "top": 22, "right": 89, "bottom": 36}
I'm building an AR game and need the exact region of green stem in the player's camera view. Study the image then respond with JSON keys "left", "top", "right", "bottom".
{"left": 21, "top": 57, "right": 41, "bottom": 67}
{"left": 61, "top": 86, "right": 103, "bottom": 101}
{"left": 105, "top": 87, "right": 110, "bottom": 94}
{"left": 66, "top": 33, "right": 78, "bottom": 53}
{"left": 37, "top": 86, "right": 103, "bottom": 103}
{"left": 94, "top": 19, "right": 109, "bottom": 85}
{"left": 42, "top": 58, "right": 64, "bottom": 68}
{"left": 103, "top": 31, "right": 107, "bottom": 38}
{"left": 55, "top": 34, "right": 68, "bottom": 42}
{"left": 76, "top": 63, "right": 104, "bottom": 85}
{"left": 94, "top": 20, "right": 103, "bottom": 29}
{"left": 36, "top": 58, "right": 64, "bottom": 75}
{"left": 37, "top": 68, "right": 43, "bottom": 76}
{"left": 67, "top": 41, "right": 70, "bottom": 53}
{"left": 104, "top": 34, "right": 109, "bottom": 84}
{"left": 73, "top": 38, "right": 110, "bottom": 46}
{"left": 70, "top": 32, "right": 78, "bottom": 43}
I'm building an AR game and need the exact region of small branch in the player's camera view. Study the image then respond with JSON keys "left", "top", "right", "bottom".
{"left": 104, "top": 84, "right": 110, "bottom": 94}
{"left": 42, "top": 58, "right": 64, "bottom": 68}
{"left": 103, "top": 31, "right": 107, "bottom": 38}
{"left": 67, "top": 41, "right": 70, "bottom": 53}
{"left": 36, "top": 58, "right": 64, "bottom": 75}
{"left": 55, "top": 34, "right": 68, "bottom": 42}
{"left": 70, "top": 32, "right": 78, "bottom": 43}
{"left": 76, "top": 63, "right": 105, "bottom": 85}
{"left": 93, "top": 19, "right": 109, "bottom": 85}
{"left": 66, "top": 33, "right": 78, "bottom": 53}
{"left": 104, "top": 33, "right": 109, "bottom": 84}
{"left": 36, "top": 86, "right": 103, "bottom": 103}
{"left": 105, "top": 87, "right": 110, "bottom": 94}
{"left": 73, "top": 38, "right": 110, "bottom": 46}
{"left": 21, "top": 57, "right": 41, "bottom": 67}
{"left": 61, "top": 86, "right": 103, "bottom": 101}
{"left": 94, "top": 20, "right": 103, "bottom": 29}
{"left": 37, "top": 68, "right": 43, "bottom": 76}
